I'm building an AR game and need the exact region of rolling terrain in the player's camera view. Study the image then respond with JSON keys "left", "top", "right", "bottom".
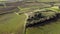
{"left": 0, "top": 0, "right": 60, "bottom": 34}
{"left": 26, "top": 6, "right": 60, "bottom": 34}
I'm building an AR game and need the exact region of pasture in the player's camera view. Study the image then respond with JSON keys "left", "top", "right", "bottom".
{"left": 26, "top": 6, "right": 60, "bottom": 34}
{"left": 0, "top": 13, "right": 26, "bottom": 34}
{"left": 0, "top": 0, "right": 60, "bottom": 34}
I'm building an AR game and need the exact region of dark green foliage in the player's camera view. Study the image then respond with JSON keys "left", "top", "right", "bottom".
{"left": 26, "top": 9, "right": 57, "bottom": 28}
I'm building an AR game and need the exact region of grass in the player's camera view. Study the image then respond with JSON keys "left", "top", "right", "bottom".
{"left": 0, "top": 13, "right": 26, "bottom": 34}
{"left": 26, "top": 6, "right": 60, "bottom": 34}
{"left": 45, "top": 6, "right": 60, "bottom": 13}
{"left": 0, "top": 4, "right": 60, "bottom": 34}
{"left": 26, "top": 19, "right": 60, "bottom": 34}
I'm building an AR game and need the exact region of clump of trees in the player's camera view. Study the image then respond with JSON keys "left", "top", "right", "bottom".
{"left": 26, "top": 10, "right": 58, "bottom": 27}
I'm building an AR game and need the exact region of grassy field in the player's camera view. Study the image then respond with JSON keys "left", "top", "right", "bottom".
{"left": 0, "top": 6, "right": 60, "bottom": 34}
{"left": 0, "top": 1, "right": 60, "bottom": 34}
{"left": 26, "top": 19, "right": 60, "bottom": 34}
{"left": 0, "top": 13, "right": 26, "bottom": 34}
{"left": 26, "top": 6, "right": 60, "bottom": 34}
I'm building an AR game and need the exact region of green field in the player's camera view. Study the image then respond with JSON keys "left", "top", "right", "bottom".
{"left": 0, "top": 13, "right": 26, "bottom": 34}
{"left": 0, "top": 0, "right": 60, "bottom": 34}
{"left": 26, "top": 19, "right": 60, "bottom": 34}
{"left": 26, "top": 6, "right": 60, "bottom": 34}
{"left": 0, "top": 6, "right": 60, "bottom": 34}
